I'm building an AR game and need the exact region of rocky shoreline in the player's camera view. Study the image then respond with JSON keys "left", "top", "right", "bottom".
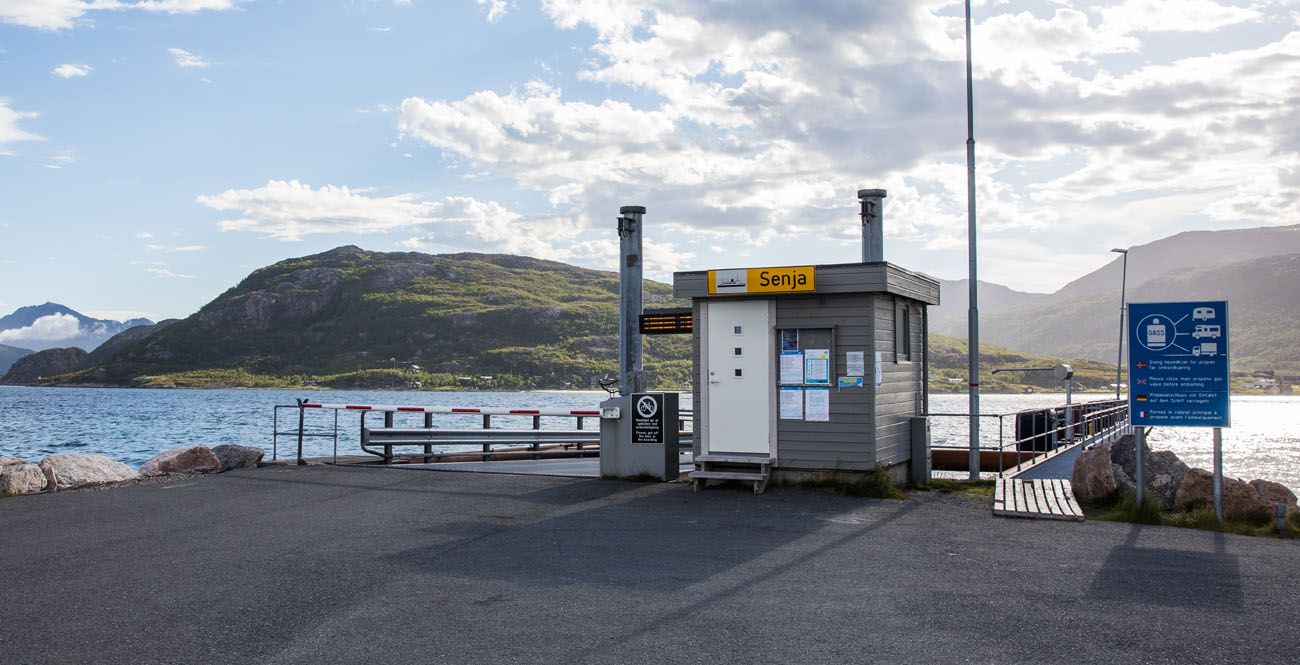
{"left": 0, "top": 444, "right": 265, "bottom": 496}
{"left": 1072, "top": 434, "right": 1298, "bottom": 520}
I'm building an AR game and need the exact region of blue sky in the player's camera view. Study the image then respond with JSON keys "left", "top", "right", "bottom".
{"left": 1, "top": 0, "right": 1298, "bottom": 321}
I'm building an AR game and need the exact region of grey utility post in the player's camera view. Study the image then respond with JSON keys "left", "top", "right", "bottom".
{"left": 618, "top": 205, "right": 646, "bottom": 396}
{"left": 858, "top": 189, "right": 886, "bottom": 263}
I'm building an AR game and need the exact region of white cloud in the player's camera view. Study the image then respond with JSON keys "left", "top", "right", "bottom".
{"left": 145, "top": 243, "right": 205, "bottom": 253}
{"left": 392, "top": 0, "right": 1300, "bottom": 290}
{"left": 51, "top": 63, "right": 92, "bottom": 78}
{"left": 1, "top": 0, "right": 240, "bottom": 31}
{"left": 0, "top": 99, "right": 41, "bottom": 154}
{"left": 476, "top": 0, "right": 509, "bottom": 22}
{"left": 198, "top": 179, "right": 647, "bottom": 270}
{"left": 146, "top": 265, "right": 195, "bottom": 279}
{"left": 168, "top": 47, "right": 209, "bottom": 68}
{"left": 0, "top": 313, "right": 80, "bottom": 343}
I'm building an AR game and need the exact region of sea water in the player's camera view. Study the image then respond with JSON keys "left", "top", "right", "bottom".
{"left": 1, "top": 386, "right": 1296, "bottom": 492}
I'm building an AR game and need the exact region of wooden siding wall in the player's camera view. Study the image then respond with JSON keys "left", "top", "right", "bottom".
{"left": 873, "top": 294, "right": 924, "bottom": 467}
{"left": 773, "top": 294, "right": 875, "bottom": 471}
{"left": 688, "top": 292, "right": 928, "bottom": 473}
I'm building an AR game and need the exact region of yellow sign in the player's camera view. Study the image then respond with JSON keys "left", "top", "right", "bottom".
{"left": 708, "top": 266, "right": 815, "bottom": 294}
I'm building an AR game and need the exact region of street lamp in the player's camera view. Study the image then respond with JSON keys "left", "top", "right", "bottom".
{"left": 1111, "top": 248, "right": 1129, "bottom": 401}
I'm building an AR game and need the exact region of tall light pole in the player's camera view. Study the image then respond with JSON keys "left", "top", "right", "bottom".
{"left": 964, "top": 0, "right": 981, "bottom": 480}
{"left": 1111, "top": 248, "right": 1129, "bottom": 401}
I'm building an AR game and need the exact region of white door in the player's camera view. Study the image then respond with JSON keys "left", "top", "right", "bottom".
{"left": 704, "top": 300, "right": 773, "bottom": 454}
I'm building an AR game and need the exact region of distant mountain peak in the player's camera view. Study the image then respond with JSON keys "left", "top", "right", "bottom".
{"left": 0, "top": 303, "right": 155, "bottom": 353}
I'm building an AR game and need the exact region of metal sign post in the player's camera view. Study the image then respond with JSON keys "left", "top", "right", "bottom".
{"left": 1127, "top": 300, "right": 1230, "bottom": 518}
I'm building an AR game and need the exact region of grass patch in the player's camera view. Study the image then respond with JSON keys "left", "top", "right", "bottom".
{"left": 911, "top": 478, "right": 996, "bottom": 500}
{"left": 796, "top": 469, "right": 905, "bottom": 500}
{"left": 1084, "top": 492, "right": 1300, "bottom": 538}
{"left": 1096, "top": 493, "right": 1163, "bottom": 525}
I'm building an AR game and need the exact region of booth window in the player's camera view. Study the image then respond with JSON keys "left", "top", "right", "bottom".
{"left": 894, "top": 301, "right": 912, "bottom": 362}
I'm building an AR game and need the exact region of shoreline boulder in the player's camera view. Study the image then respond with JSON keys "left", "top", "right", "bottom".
{"left": 1072, "top": 441, "right": 1117, "bottom": 503}
{"left": 211, "top": 444, "right": 264, "bottom": 472}
{"left": 139, "top": 445, "right": 221, "bottom": 477}
{"left": 1248, "top": 479, "right": 1298, "bottom": 517}
{"left": 1, "top": 462, "right": 48, "bottom": 495}
{"left": 40, "top": 454, "right": 138, "bottom": 491}
{"left": 1175, "top": 468, "right": 1273, "bottom": 520}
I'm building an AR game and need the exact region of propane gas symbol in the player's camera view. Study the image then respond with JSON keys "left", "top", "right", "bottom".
{"left": 1135, "top": 314, "right": 1175, "bottom": 352}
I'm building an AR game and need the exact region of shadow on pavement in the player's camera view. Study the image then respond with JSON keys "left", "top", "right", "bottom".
{"left": 1089, "top": 526, "right": 1243, "bottom": 611}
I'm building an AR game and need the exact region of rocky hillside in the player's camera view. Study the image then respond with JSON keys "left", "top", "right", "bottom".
{"left": 1, "top": 347, "right": 88, "bottom": 384}
{"left": 57, "top": 246, "right": 689, "bottom": 388}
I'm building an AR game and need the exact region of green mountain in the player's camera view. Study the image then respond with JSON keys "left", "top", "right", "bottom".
{"left": 58, "top": 246, "right": 690, "bottom": 389}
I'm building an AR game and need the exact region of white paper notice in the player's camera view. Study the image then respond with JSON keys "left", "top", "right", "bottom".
{"left": 780, "top": 351, "right": 804, "bottom": 385}
{"left": 805, "top": 388, "right": 830, "bottom": 422}
{"left": 780, "top": 387, "right": 803, "bottom": 419}
{"left": 846, "top": 351, "right": 865, "bottom": 376}
{"left": 874, "top": 351, "right": 883, "bottom": 387}
{"left": 804, "top": 349, "right": 830, "bottom": 385}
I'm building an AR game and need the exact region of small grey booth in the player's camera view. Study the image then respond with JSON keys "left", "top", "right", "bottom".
{"left": 673, "top": 260, "right": 940, "bottom": 492}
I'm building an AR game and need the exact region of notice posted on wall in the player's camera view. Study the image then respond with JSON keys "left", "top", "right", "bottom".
{"left": 875, "top": 351, "right": 883, "bottom": 387}
{"left": 805, "top": 388, "right": 830, "bottom": 421}
{"left": 846, "top": 351, "right": 865, "bottom": 377}
{"left": 779, "top": 387, "right": 803, "bottom": 419}
{"left": 804, "top": 349, "right": 830, "bottom": 385}
{"left": 780, "top": 351, "right": 804, "bottom": 384}
{"left": 780, "top": 329, "right": 799, "bottom": 352}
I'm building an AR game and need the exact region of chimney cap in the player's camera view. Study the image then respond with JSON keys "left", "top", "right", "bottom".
{"left": 619, "top": 205, "right": 647, "bottom": 215}
{"left": 857, "top": 189, "right": 887, "bottom": 199}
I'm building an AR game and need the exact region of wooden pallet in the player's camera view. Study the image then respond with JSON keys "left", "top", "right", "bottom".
{"left": 993, "top": 478, "right": 1084, "bottom": 521}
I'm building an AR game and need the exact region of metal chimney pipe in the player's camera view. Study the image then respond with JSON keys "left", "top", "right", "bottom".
{"left": 858, "top": 189, "right": 887, "bottom": 263}
{"left": 618, "top": 205, "right": 646, "bottom": 395}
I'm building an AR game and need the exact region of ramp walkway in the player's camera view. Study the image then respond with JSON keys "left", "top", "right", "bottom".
{"left": 993, "top": 477, "right": 1085, "bottom": 521}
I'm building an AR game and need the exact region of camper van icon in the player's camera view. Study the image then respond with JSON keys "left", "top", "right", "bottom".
{"left": 1192, "top": 324, "right": 1221, "bottom": 340}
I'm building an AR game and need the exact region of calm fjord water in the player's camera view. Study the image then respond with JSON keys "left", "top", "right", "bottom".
{"left": 1, "top": 387, "right": 1296, "bottom": 492}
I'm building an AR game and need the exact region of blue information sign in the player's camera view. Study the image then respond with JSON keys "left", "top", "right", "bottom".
{"left": 1128, "top": 300, "right": 1230, "bottom": 428}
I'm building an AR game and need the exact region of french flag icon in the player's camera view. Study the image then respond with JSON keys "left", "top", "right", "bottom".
{"left": 1139, "top": 410, "right": 1147, "bottom": 418}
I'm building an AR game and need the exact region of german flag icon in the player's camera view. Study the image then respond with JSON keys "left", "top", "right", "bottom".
{"left": 1136, "top": 395, "right": 1149, "bottom": 402}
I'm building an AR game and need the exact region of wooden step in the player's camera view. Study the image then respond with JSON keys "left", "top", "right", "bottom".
{"left": 695, "top": 453, "right": 772, "bottom": 465}
{"left": 689, "top": 470, "right": 769, "bottom": 481}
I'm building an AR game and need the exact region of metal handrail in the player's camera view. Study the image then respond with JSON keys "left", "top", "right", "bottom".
{"left": 273, "top": 399, "right": 694, "bottom": 465}
{"left": 927, "top": 399, "right": 1130, "bottom": 477}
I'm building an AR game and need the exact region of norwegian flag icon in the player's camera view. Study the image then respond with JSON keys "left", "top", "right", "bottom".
{"left": 1137, "top": 361, "right": 1148, "bottom": 369}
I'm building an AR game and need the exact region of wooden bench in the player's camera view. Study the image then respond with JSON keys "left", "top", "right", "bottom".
{"left": 361, "top": 428, "right": 599, "bottom": 463}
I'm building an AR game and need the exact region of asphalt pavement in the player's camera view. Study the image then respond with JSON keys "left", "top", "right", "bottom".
{"left": 1, "top": 465, "right": 1297, "bottom": 664}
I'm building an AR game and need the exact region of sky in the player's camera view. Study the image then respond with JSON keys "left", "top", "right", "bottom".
{"left": 1, "top": 0, "right": 1298, "bottom": 322}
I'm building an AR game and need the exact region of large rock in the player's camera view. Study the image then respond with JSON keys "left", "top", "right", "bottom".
{"left": 1147, "top": 451, "right": 1189, "bottom": 510}
{"left": 1175, "top": 468, "right": 1272, "bottom": 520}
{"left": 211, "top": 444, "right": 264, "bottom": 472}
{"left": 0, "top": 462, "right": 47, "bottom": 494}
{"left": 1111, "top": 464, "right": 1136, "bottom": 498}
{"left": 139, "top": 445, "right": 221, "bottom": 477}
{"left": 1249, "top": 479, "right": 1298, "bottom": 517}
{"left": 1107, "top": 436, "right": 1189, "bottom": 509}
{"left": 0, "top": 455, "right": 27, "bottom": 467}
{"left": 39, "top": 454, "right": 138, "bottom": 491}
{"left": 1072, "top": 441, "right": 1117, "bottom": 503}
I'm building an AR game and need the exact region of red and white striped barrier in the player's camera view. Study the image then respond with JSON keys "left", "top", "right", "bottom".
{"left": 299, "top": 403, "right": 602, "bottom": 417}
